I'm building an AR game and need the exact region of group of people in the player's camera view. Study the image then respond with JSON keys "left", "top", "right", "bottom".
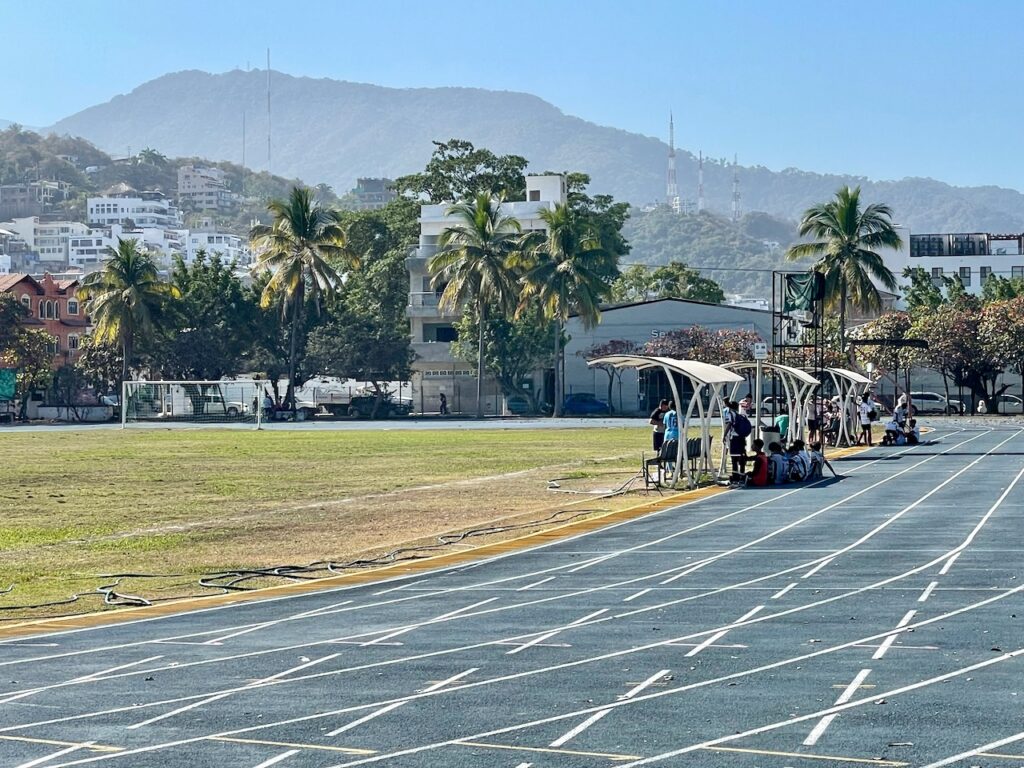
{"left": 881, "top": 395, "right": 920, "bottom": 446}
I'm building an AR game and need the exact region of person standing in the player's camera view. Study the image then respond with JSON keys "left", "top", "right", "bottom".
{"left": 649, "top": 399, "right": 669, "bottom": 453}
{"left": 439, "top": 392, "right": 449, "bottom": 416}
{"left": 858, "top": 392, "right": 874, "bottom": 446}
{"left": 739, "top": 393, "right": 753, "bottom": 417}
{"left": 661, "top": 400, "right": 680, "bottom": 474}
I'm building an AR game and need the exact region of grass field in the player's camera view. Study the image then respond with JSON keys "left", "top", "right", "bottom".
{"left": 1, "top": 425, "right": 671, "bottom": 619}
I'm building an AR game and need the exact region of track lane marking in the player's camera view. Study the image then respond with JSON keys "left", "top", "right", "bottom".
{"left": 703, "top": 745, "right": 907, "bottom": 766}
{"left": 916, "top": 729, "right": 1024, "bottom": 767}
{"left": 15, "top": 742, "right": 95, "bottom": 768}
{"left": 250, "top": 751, "right": 298, "bottom": 768}
{"left": 803, "top": 668, "right": 872, "bottom": 745}
{"left": 872, "top": 609, "right": 918, "bottom": 660}
{"left": 212, "top": 737, "right": 375, "bottom": 755}
{"left": 516, "top": 577, "right": 555, "bottom": 591}
{"left": 801, "top": 557, "right": 833, "bottom": 579}
{"left": 327, "top": 702, "right": 406, "bottom": 737}
{"left": 685, "top": 606, "right": 762, "bottom": 657}
{"left": 505, "top": 609, "right": 607, "bottom": 655}
{"left": 918, "top": 580, "right": 938, "bottom": 602}
{"left": 771, "top": 582, "right": 797, "bottom": 599}
{"left": 360, "top": 598, "right": 498, "bottom": 646}
{"left": 455, "top": 740, "right": 640, "bottom": 761}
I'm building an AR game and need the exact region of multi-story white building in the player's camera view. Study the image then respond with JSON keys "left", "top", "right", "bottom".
{"left": 881, "top": 228, "right": 1024, "bottom": 305}
{"left": 1, "top": 217, "right": 89, "bottom": 269}
{"left": 186, "top": 231, "right": 249, "bottom": 264}
{"left": 68, "top": 225, "right": 187, "bottom": 271}
{"left": 87, "top": 192, "right": 182, "bottom": 228}
{"left": 177, "top": 166, "right": 238, "bottom": 211}
{"left": 406, "top": 174, "right": 566, "bottom": 413}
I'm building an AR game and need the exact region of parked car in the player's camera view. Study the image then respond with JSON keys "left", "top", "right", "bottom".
{"left": 910, "top": 391, "right": 963, "bottom": 415}
{"left": 977, "top": 394, "right": 1024, "bottom": 414}
{"left": 562, "top": 392, "right": 612, "bottom": 415}
{"left": 505, "top": 395, "right": 531, "bottom": 415}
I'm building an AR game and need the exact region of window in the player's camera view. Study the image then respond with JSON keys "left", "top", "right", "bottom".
{"left": 959, "top": 266, "right": 971, "bottom": 286}
{"left": 1014, "top": 266, "right": 1024, "bottom": 279}
{"left": 20, "top": 294, "right": 30, "bottom": 310}
{"left": 528, "top": 190, "right": 541, "bottom": 201}
{"left": 980, "top": 266, "right": 992, "bottom": 282}
{"left": 68, "top": 299, "right": 78, "bottom": 315}
{"left": 931, "top": 267, "right": 944, "bottom": 278}
{"left": 54, "top": 301, "right": 60, "bottom": 319}
{"left": 68, "top": 334, "right": 79, "bottom": 350}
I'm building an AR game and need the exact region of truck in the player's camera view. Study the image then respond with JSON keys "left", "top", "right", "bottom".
{"left": 262, "top": 378, "right": 413, "bottom": 420}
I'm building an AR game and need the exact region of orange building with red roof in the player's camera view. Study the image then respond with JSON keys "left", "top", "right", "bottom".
{"left": 0, "top": 273, "right": 88, "bottom": 367}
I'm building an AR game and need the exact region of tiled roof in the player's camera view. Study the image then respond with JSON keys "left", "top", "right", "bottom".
{"left": 0, "top": 273, "right": 35, "bottom": 293}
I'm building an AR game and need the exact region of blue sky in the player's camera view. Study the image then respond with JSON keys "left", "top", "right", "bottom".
{"left": 5, "top": 0, "right": 1023, "bottom": 189}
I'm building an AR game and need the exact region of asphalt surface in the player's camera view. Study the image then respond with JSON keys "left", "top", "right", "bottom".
{"left": 2, "top": 424, "right": 1023, "bottom": 768}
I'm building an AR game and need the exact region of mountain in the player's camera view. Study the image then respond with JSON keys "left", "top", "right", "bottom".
{"left": 45, "top": 69, "right": 1024, "bottom": 232}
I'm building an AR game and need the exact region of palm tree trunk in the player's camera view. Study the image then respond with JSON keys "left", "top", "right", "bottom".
{"left": 287, "top": 300, "right": 300, "bottom": 414}
{"left": 839, "top": 274, "right": 847, "bottom": 356}
{"left": 475, "top": 303, "right": 486, "bottom": 419}
{"left": 552, "top": 319, "right": 563, "bottom": 418}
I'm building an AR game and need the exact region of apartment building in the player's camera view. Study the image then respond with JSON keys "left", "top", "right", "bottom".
{"left": 0, "top": 180, "right": 71, "bottom": 219}
{"left": 354, "top": 178, "right": 397, "bottom": 211}
{"left": 186, "top": 230, "right": 249, "bottom": 264}
{"left": 1, "top": 217, "right": 89, "bottom": 270}
{"left": 177, "top": 165, "right": 238, "bottom": 211}
{"left": 406, "top": 174, "right": 566, "bottom": 413}
{"left": 87, "top": 191, "right": 183, "bottom": 228}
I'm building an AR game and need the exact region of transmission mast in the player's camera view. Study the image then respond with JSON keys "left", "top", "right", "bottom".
{"left": 697, "top": 150, "right": 705, "bottom": 213}
{"left": 666, "top": 112, "right": 679, "bottom": 211}
{"left": 731, "top": 154, "right": 741, "bottom": 222}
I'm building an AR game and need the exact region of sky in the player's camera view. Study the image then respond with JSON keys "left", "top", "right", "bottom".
{"left": 5, "top": 0, "right": 1024, "bottom": 189}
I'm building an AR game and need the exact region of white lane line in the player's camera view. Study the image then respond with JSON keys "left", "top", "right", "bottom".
{"left": 0, "top": 437, "right": 936, "bottom": 676}
{"left": 251, "top": 751, "right": 298, "bottom": 768}
{"left": 919, "top": 729, "right": 1024, "bottom": 768}
{"left": 10, "top": 431, "right": 1008, "bottom": 743}
{"left": 872, "top": 609, "right": 917, "bottom": 660}
{"left": 514, "top": 763, "right": 532, "bottom": 768}
{"left": 621, "top": 670, "right": 672, "bottom": 700}
{"left": 918, "top": 581, "right": 939, "bottom": 603}
{"left": 505, "top": 610, "right": 608, "bottom": 655}
{"left": 622, "top": 589, "right": 651, "bottom": 602}
{"left": 127, "top": 653, "right": 340, "bottom": 730}
{"left": 800, "top": 557, "right": 833, "bottom": 579}
{"left": 373, "top": 580, "right": 426, "bottom": 596}
{"left": 0, "top": 656, "right": 163, "bottom": 705}
{"left": 770, "top": 582, "right": 797, "bottom": 600}
{"left": 361, "top": 598, "right": 497, "bottom": 646}
{"left": 668, "top": 642, "right": 747, "bottom": 650}
{"left": 803, "top": 668, "right": 872, "bottom": 745}
{"left": 204, "top": 601, "right": 353, "bottom": 645}
{"left": 938, "top": 551, "right": 960, "bottom": 575}
{"left": 549, "top": 709, "right": 611, "bottom": 747}
{"left": 516, "top": 577, "right": 555, "bottom": 591}
{"left": 14, "top": 742, "right": 94, "bottom": 768}
{"left": 418, "top": 668, "right": 478, "bottom": 693}
{"left": 567, "top": 554, "right": 617, "bottom": 573}
{"left": 327, "top": 701, "right": 406, "bottom": 737}
{"left": 685, "top": 606, "right": 762, "bottom": 657}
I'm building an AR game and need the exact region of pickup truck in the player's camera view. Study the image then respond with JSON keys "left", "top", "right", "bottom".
{"left": 347, "top": 393, "right": 412, "bottom": 419}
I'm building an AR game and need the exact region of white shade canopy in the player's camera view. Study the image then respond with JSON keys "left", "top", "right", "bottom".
{"left": 828, "top": 368, "right": 873, "bottom": 386}
{"left": 588, "top": 355, "right": 745, "bottom": 387}
{"left": 722, "top": 361, "right": 820, "bottom": 387}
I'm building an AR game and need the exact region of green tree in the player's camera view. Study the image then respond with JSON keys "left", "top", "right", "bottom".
{"left": 249, "top": 186, "right": 353, "bottom": 410}
{"left": 651, "top": 261, "right": 726, "bottom": 303}
{"left": 451, "top": 299, "right": 556, "bottom": 413}
{"left": 901, "top": 266, "right": 944, "bottom": 316}
{"left": 77, "top": 238, "right": 179, "bottom": 386}
{"left": 611, "top": 264, "right": 658, "bottom": 303}
{"left": 981, "top": 274, "right": 1024, "bottom": 303}
{"left": 0, "top": 292, "right": 28, "bottom": 351}
{"left": 786, "top": 186, "right": 901, "bottom": 353}
{"left": 428, "top": 193, "right": 522, "bottom": 418}
{"left": 395, "top": 139, "right": 528, "bottom": 202}
{"left": 518, "top": 203, "right": 618, "bottom": 417}
{"left": 76, "top": 334, "right": 123, "bottom": 395}
{"left": 0, "top": 328, "right": 53, "bottom": 419}
{"left": 978, "top": 298, "right": 1024, "bottom": 411}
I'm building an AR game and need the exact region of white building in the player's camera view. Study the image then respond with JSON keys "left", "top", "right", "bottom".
{"left": 68, "top": 225, "right": 187, "bottom": 271}
{"left": 0, "top": 253, "right": 10, "bottom": 274}
{"left": 177, "top": 165, "right": 238, "bottom": 211}
{"left": 87, "top": 192, "right": 182, "bottom": 228}
{"left": 882, "top": 227, "right": 1024, "bottom": 304}
{"left": 186, "top": 231, "right": 249, "bottom": 264}
{"left": 1, "top": 217, "right": 89, "bottom": 269}
{"left": 406, "top": 174, "right": 566, "bottom": 414}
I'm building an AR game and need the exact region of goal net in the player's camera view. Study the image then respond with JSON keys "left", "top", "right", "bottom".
{"left": 122, "top": 380, "right": 264, "bottom": 428}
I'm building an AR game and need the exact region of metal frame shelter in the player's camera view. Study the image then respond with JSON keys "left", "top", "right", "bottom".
{"left": 722, "top": 362, "right": 820, "bottom": 443}
{"left": 588, "top": 355, "right": 745, "bottom": 489}
{"left": 825, "top": 368, "right": 873, "bottom": 446}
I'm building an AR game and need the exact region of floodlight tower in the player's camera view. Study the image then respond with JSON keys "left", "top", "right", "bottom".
{"left": 731, "top": 154, "right": 741, "bottom": 222}
{"left": 697, "top": 151, "right": 705, "bottom": 213}
{"left": 666, "top": 112, "right": 678, "bottom": 208}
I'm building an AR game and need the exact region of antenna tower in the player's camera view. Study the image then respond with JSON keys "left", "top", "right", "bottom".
{"left": 731, "top": 154, "right": 741, "bottom": 222}
{"left": 697, "top": 151, "right": 705, "bottom": 213}
{"left": 666, "top": 112, "right": 678, "bottom": 209}
{"left": 241, "top": 110, "right": 246, "bottom": 168}
{"left": 266, "top": 49, "right": 272, "bottom": 174}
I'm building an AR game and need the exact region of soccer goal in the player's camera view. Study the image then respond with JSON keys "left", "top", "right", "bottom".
{"left": 121, "top": 380, "right": 265, "bottom": 428}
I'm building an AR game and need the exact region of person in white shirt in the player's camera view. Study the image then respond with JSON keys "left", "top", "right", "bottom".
{"left": 857, "top": 392, "right": 874, "bottom": 446}
{"left": 883, "top": 416, "right": 901, "bottom": 446}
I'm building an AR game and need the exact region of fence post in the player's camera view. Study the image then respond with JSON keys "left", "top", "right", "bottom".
{"left": 120, "top": 380, "right": 127, "bottom": 429}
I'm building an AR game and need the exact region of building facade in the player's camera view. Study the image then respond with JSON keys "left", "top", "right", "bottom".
{"left": 0, "top": 217, "right": 89, "bottom": 271}
{"left": 87, "top": 192, "right": 182, "bottom": 229}
{"left": 406, "top": 174, "right": 566, "bottom": 413}
{"left": 354, "top": 178, "right": 397, "bottom": 211}
{"left": 0, "top": 272, "right": 87, "bottom": 366}
{"left": 177, "top": 166, "right": 238, "bottom": 211}
{"left": 185, "top": 230, "right": 249, "bottom": 264}
{"left": 0, "top": 181, "right": 70, "bottom": 220}
{"left": 562, "top": 298, "right": 774, "bottom": 415}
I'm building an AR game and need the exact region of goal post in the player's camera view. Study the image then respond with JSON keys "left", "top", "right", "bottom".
{"left": 121, "top": 380, "right": 265, "bottom": 429}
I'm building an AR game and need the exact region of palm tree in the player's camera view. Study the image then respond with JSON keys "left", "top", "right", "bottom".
{"left": 250, "top": 186, "right": 353, "bottom": 410}
{"left": 428, "top": 193, "right": 522, "bottom": 418}
{"left": 519, "top": 203, "right": 617, "bottom": 417}
{"left": 77, "top": 238, "right": 178, "bottom": 387}
{"left": 786, "top": 186, "right": 901, "bottom": 353}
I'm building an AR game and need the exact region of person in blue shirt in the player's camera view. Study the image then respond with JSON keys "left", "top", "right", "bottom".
{"left": 661, "top": 401, "right": 680, "bottom": 473}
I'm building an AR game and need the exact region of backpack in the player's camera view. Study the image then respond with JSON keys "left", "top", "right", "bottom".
{"left": 733, "top": 413, "right": 752, "bottom": 438}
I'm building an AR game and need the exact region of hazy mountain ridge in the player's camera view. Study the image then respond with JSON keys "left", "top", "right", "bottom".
{"left": 41, "top": 69, "right": 1024, "bottom": 232}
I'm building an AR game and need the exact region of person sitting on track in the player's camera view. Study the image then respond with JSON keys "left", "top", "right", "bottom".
{"left": 808, "top": 442, "right": 825, "bottom": 479}
{"left": 745, "top": 438, "right": 769, "bottom": 487}
{"left": 786, "top": 441, "right": 810, "bottom": 482}
{"left": 905, "top": 418, "right": 920, "bottom": 445}
{"left": 882, "top": 415, "right": 902, "bottom": 446}
{"left": 767, "top": 442, "right": 788, "bottom": 484}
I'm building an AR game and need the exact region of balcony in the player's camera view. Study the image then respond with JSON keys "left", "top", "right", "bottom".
{"left": 407, "top": 292, "right": 455, "bottom": 318}
{"left": 411, "top": 340, "right": 456, "bottom": 363}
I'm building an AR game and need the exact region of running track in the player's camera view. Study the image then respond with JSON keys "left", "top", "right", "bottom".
{"left": 2, "top": 425, "right": 1023, "bottom": 768}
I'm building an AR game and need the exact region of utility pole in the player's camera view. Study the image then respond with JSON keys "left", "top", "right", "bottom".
{"left": 266, "top": 49, "right": 272, "bottom": 174}
{"left": 697, "top": 150, "right": 705, "bottom": 213}
{"left": 241, "top": 110, "right": 246, "bottom": 169}
{"left": 666, "top": 112, "right": 678, "bottom": 211}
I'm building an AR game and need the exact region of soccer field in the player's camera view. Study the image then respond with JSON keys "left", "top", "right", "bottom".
{"left": 1, "top": 425, "right": 652, "bottom": 618}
